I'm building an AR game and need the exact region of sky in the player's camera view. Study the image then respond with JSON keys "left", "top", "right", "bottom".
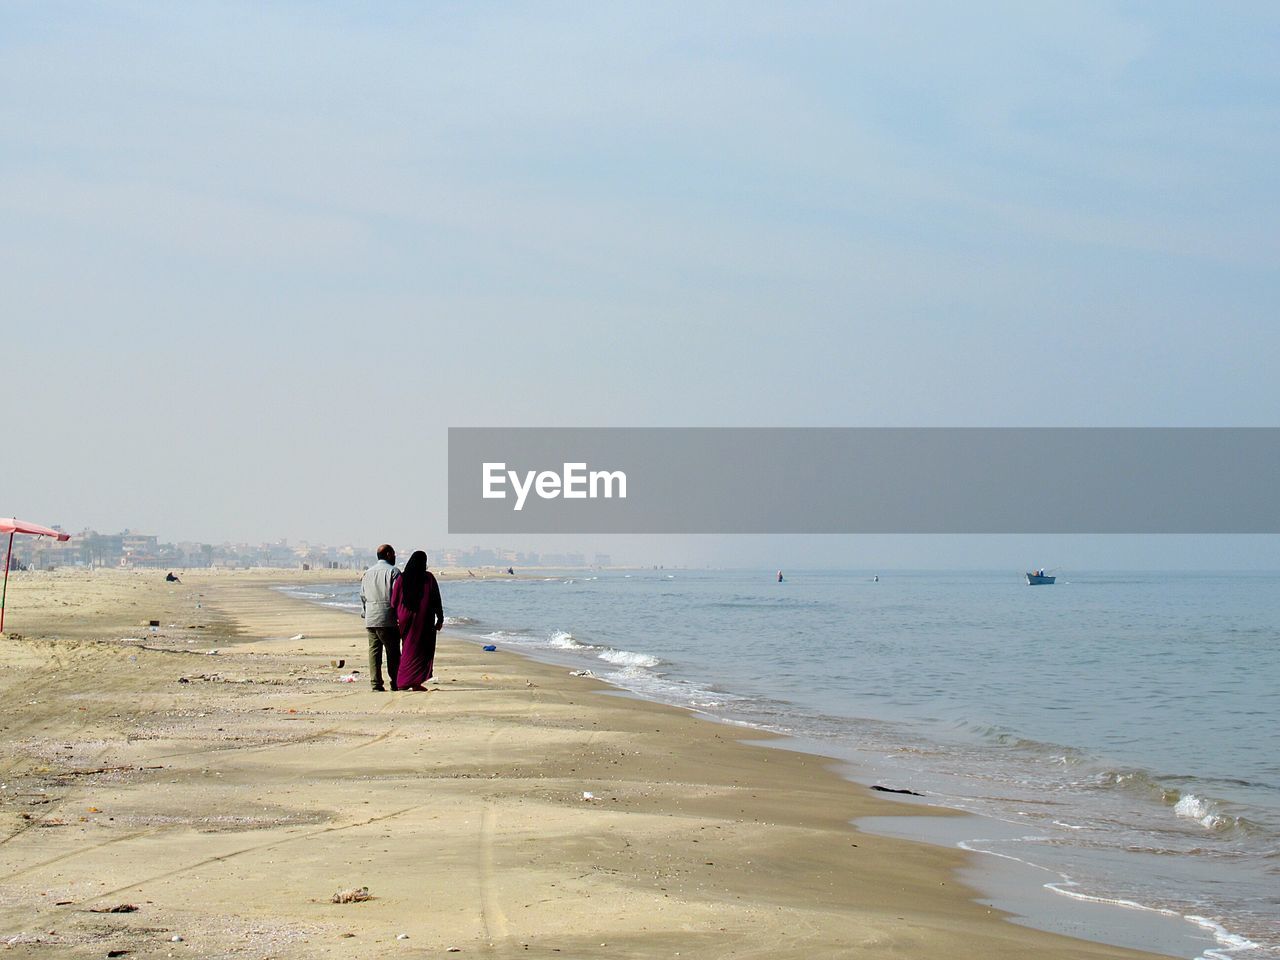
{"left": 3, "top": 2, "right": 1279, "bottom": 568}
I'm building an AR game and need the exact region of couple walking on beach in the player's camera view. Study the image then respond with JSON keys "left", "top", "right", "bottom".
{"left": 360, "top": 544, "right": 444, "bottom": 692}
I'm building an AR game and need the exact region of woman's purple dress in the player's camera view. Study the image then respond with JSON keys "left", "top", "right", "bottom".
{"left": 391, "top": 571, "right": 441, "bottom": 688}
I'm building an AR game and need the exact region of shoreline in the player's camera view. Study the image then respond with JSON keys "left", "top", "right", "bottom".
{"left": 275, "top": 571, "right": 1258, "bottom": 960}
{"left": 0, "top": 568, "right": 1183, "bottom": 958}
{"left": 275, "top": 575, "right": 1224, "bottom": 960}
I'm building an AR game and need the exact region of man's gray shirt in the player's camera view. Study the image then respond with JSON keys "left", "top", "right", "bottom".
{"left": 360, "top": 559, "right": 400, "bottom": 628}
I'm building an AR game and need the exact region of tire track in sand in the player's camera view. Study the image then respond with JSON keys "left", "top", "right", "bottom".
{"left": 477, "top": 723, "right": 510, "bottom": 944}
{"left": 87, "top": 806, "right": 421, "bottom": 901}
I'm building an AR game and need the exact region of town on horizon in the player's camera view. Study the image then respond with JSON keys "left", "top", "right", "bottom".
{"left": 8, "top": 527, "right": 613, "bottom": 572}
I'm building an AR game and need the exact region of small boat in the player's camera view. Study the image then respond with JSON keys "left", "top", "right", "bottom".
{"left": 1026, "top": 569, "right": 1055, "bottom": 585}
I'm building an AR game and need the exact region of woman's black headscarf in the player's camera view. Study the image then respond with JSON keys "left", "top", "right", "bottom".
{"left": 401, "top": 550, "right": 428, "bottom": 609}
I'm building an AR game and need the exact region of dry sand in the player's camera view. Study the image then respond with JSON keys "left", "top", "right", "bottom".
{"left": 0, "top": 569, "right": 1176, "bottom": 959}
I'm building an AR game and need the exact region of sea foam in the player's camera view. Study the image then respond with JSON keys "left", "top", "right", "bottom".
{"left": 549, "top": 630, "right": 589, "bottom": 650}
{"left": 1174, "top": 794, "right": 1229, "bottom": 830}
{"left": 597, "top": 649, "right": 661, "bottom": 668}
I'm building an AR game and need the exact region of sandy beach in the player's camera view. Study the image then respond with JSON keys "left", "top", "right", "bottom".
{"left": 0, "top": 569, "right": 1176, "bottom": 959}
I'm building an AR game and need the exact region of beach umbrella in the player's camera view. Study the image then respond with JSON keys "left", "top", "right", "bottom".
{"left": 1, "top": 518, "right": 71, "bottom": 633}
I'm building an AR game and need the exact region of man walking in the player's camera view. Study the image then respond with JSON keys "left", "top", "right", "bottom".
{"left": 360, "top": 543, "right": 401, "bottom": 691}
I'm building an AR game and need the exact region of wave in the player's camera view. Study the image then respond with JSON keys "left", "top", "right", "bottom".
{"left": 444, "top": 615, "right": 478, "bottom": 626}
{"left": 1093, "top": 768, "right": 1181, "bottom": 803}
{"left": 481, "top": 629, "right": 541, "bottom": 644}
{"left": 1042, "top": 880, "right": 1179, "bottom": 916}
{"left": 549, "top": 630, "right": 590, "bottom": 651}
{"left": 968, "top": 845, "right": 1262, "bottom": 960}
{"left": 1173, "top": 793, "right": 1243, "bottom": 832}
{"left": 946, "top": 719, "right": 1091, "bottom": 762}
{"left": 709, "top": 596, "right": 822, "bottom": 609}
{"left": 275, "top": 585, "right": 360, "bottom": 612}
{"left": 476, "top": 627, "right": 659, "bottom": 671}
{"left": 1185, "top": 915, "right": 1260, "bottom": 960}
{"left": 597, "top": 649, "right": 661, "bottom": 669}
{"left": 1083, "top": 771, "right": 1264, "bottom": 838}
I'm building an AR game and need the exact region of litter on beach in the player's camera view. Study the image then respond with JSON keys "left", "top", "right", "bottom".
{"left": 330, "top": 886, "right": 372, "bottom": 903}
{"left": 482, "top": 644, "right": 497, "bottom": 652}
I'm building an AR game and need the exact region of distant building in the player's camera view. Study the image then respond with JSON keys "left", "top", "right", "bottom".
{"left": 8, "top": 531, "right": 615, "bottom": 572}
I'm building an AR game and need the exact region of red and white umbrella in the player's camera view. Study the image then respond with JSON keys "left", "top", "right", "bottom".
{"left": 1, "top": 518, "right": 71, "bottom": 633}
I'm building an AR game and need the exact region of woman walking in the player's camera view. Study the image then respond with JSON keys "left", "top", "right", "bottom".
{"left": 390, "top": 550, "right": 444, "bottom": 691}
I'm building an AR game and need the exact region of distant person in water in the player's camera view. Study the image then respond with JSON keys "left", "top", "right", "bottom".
{"left": 360, "top": 544, "right": 401, "bottom": 691}
{"left": 391, "top": 551, "right": 443, "bottom": 691}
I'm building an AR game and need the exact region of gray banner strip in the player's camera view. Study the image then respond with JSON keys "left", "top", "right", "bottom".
{"left": 448, "top": 428, "right": 1280, "bottom": 534}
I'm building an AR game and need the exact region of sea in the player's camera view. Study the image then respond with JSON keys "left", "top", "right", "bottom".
{"left": 281, "top": 569, "right": 1280, "bottom": 959}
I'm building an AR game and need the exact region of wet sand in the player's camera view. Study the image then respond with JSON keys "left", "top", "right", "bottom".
{"left": 0, "top": 569, "right": 1176, "bottom": 959}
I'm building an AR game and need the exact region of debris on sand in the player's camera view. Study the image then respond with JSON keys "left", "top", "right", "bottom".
{"left": 89, "top": 904, "right": 138, "bottom": 914}
{"left": 871, "top": 785, "right": 924, "bottom": 797}
{"left": 330, "top": 887, "right": 372, "bottom": 904}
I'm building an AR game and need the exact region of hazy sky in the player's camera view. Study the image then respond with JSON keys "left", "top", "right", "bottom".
{"left": 4, "top": 2, "right": 1279, "bottom": 568}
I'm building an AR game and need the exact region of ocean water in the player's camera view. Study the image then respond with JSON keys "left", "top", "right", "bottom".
{"left": 285, "top": 570, "right": 1280, "bottom": 958}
